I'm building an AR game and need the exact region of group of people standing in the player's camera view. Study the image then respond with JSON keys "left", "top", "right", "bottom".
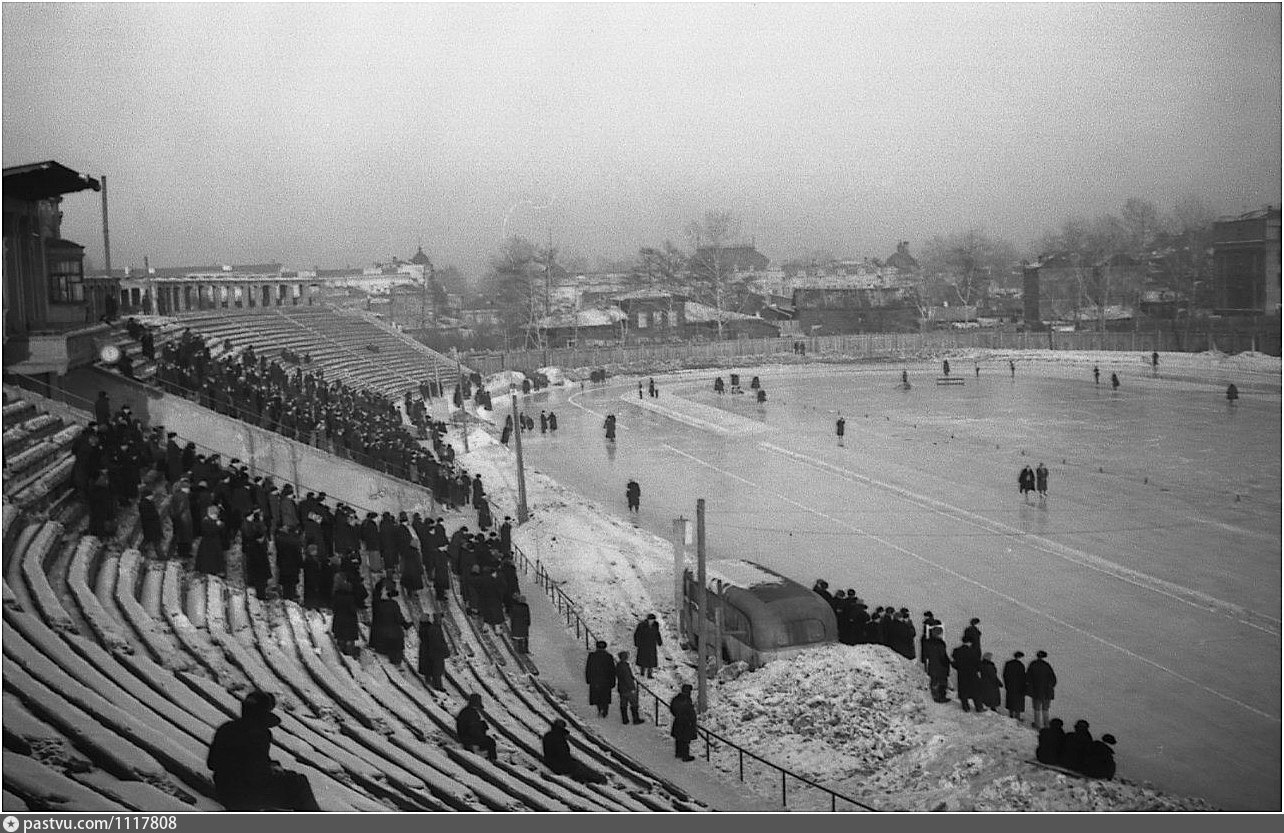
{"left": 1018, "top": 463, "right": 1049, "bottom": 502}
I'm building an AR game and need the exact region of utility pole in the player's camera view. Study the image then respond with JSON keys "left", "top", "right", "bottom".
{"left": 696, "top": 498, "right": 708, "bottom": 714}
{"left": 672, "top": 516, "right": 688, "bottom": 642}
{"left": 510, "top": 388, "right": 529, "bottom": 523}
{"left": 455, "top": 348, "right": 469, "bottom": 453}
{"left": 100, "top": 175, "right": 111, "bottom": 278}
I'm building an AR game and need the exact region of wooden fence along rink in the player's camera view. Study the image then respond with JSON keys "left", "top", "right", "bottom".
{"left": 465, "top": 329, "right": 1275, "bottom": 375}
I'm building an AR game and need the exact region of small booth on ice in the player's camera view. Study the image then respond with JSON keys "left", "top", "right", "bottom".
{"left": 681, "top": 559, "right": 837, "bottom": 668}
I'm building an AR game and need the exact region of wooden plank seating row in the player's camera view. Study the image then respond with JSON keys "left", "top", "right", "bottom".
{"left": 3, "top": 413, "right": 64, "bottom": 456}
{"left": 67, "top": 535, "right": 133, "bottom": 654}
{"left": 4, "top": 424, "right": 79, "bottom": 480}
{"left": 113, "top": 550, "right": 194, "bottom": 672}
{"left": 2, "top": 750, "right": 130, "bottom": 812}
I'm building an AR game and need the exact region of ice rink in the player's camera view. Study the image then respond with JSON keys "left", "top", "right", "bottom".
{"left": 511, "top": 358, "right": 1281, "bottom": 810}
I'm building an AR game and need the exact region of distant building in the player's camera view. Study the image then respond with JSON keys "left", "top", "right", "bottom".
{"left": 3, "top": 160, "right": 109, "bottom": 377}
{"left": 691, "top": 243, "right": 770, "bottom": 274}
{"left": 1022, "top": 252, "right": 1144, "bottom": 328}
{"left": 884, "top": 241, "right": 919, "bottom": 274}
{"left": 792, "top": 287, "right": 919, "bottom": 334}
{"left": 1211, "top": 206, "right": 1281, "bottom": 315}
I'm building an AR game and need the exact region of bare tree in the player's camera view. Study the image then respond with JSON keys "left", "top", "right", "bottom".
{"left": 685, "top": 210, "right": 747, "bottom": 340}
{"left": 487, "top": 236, "right": 546, "bottom": 350}
{"left": 920, "top": 229, "right": 1020, "bottom": 308}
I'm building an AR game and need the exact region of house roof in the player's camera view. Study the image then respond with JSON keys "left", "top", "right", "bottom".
{"left": 534, "top": 306, "right": 627, "bottom": 329}
{"left": 409, "top": 246, "right": 432, "bottom": 266}
{"left": 3, "top": 160, "right": 100, "bottom": 200}
{"left": 613, "top": 288, "right": 683, "bottom": 301}
{"left": 692, "top": 244, "right": 769, "bottom": 271}
{"left": 682, "top": 301, "right": 756, "bottom": 323}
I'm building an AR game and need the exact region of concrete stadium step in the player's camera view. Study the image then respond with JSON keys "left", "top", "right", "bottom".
{"left": 114, "top": 551, "right": 191, "bottom": 670}
{"left": 3, "top": 413, "right": 64, "bottom": 456}
{"left": 67, "top": 535, "right": 133, "bottom": 655}
{"left": 2, "top": 750, "right": 131, "bottom": 812}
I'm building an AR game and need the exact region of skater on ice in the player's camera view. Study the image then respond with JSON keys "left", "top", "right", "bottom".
{"left": 1093, "top": 365, "right": 1100, "bottom": 385}
{"left": 1019, "top": 465, "right": 1036, "bottom": 502}
{"left": 625, "top": 479, "right": 641, "bottom": 513}
{"left": 1035, "top": 463, "right": 1049, "bottom": 499}
{"left": 604, "top": 413, "right": 617, "bottom": 441}
{"left": 836, "top": 415, "right": 846, "bottom": 446}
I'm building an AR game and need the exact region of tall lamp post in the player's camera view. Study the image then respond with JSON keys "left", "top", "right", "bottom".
{"left": 453, "top": 347, "right": 469, "bottom": 453}
{"left": 510, "top": 385, "right": 530, "bottom": 523}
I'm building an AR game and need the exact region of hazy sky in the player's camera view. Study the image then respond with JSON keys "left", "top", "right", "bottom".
{"left": 3, "top": 2, "right": 1280, "bottom": 279}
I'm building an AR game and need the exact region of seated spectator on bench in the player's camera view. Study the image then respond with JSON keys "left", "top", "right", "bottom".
{"left": 456, "top": 693, "right": 498, "bottom": 762}
{"left": 207, "top": 691, "right": 320, "bottom": 811}
{"left": 542, "top": 719, "right": 607, "bottom": 784}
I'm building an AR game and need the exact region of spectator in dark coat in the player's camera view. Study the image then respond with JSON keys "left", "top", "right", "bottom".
{"left": 94, "top": 391, "right": 112, "bottom": 426}
{"left": 542, "top": 719, "right": 606, "bottom": 784}
{"left": 242, "top": 515, "right": 271, "bottom": 599}
{"left": 1026, "top": 650, "right": 1057, "bottom": 728}
{"left": 615, "top": 651, "right": 643, "bottom": 725}
{"left": 951, "top": 636, "right": 984, "bottom": 712}
{"left": 508, "top": 594, "right": 531, "bottom": 654}
{"left": 962, "top": 618, "right": 982, "bottom": 653}
{"left": 168, "top": 481, "right": 194, "bottom": 558}
{"left": 633, "top": 614, "right": 661, "bottom": 678}
{"left": 370, "top": 581, "right": 410, "bottom": 664}
{"left": 669, "top": 684, "right": 697, "bottom": 761}
{"left": 499, "top": 556, "right": 519, "bottom": 612}
{"left": 1081, "top": 734, "right": 1117, "bottom": 780}
{"left": 417, "top": 614, "right": 450, "bottom": 690}
{"left": 431, "top": 544, "right": 451, "bottom": 602}
{"left": 331, "top": 572, "right": 361, "bottom": 657}
{"left": 1003, "top": 652, "right": 1027, "bottom": 720}
{"left": 978, "top": 652, "right": 1002, "bottom": 711}
{"left": 1036, "top": 718, "right": 1066, "bottom": 766}
{"left": 195, "top": 506, "right": 226, "bottom": 576}
{"left": 359, "top": 512, "right": 383, "bottom": 575}
{"left": 165, "top": 433, "right": 184, "bottom": 482}
{"left": 274, "top": 525, "right": 303, "bottom": 602}
{"left": 922, "top": 626, "right": 951, "bottom": 702}
{"left": 137, "top": 490, "right": 164, "bottom": 558}
{"left": 477, "top": 570, "right": 506, "bottom": 631}
{"left": 1062, "top": 720, "right": 1094, "bottom": 773}
{"left": 455, "top": 693, "right": 497, "bottom": 761}
{"left": 206, "top": 691, "right": 319, "bottom": 811}
{"left": 585, "top": 640, "right": 617, "bottom": 717}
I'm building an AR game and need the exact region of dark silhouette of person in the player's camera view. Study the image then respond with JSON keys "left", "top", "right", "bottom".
{"left": 1026, "top": 650, "right": 1057, "bottom": 728}
{"left": 1035, "top": 463, "right": 1049, "bottom": 498}
{"left": 456, "top": 693, "right": 498, "bottom": 761}
{"left": 615, "top": 651, "right": 643, "bottom": 725}
{"left": 1227, "top": 383, "right": 1239, "bottom": 404}
{"left": 836, "top": 416, "right": 845, "bottom": 443}
{"left": 1035, "top": 717, "right": 1066, "bottom": 766}
{"left": 626, "top": 480, "right": 641, "bottom": 513}
{"left": 1003, "top": 652, "right": 1027, "bottom": 720}
{"left": 1082, "top": 733, "right": 1117, "bottom": 779}
{"left": 943, "top": 359, "right": 951, "bottom": 377}
{"left": 542, "top": 719, "right": 607, "bottom": 784}
{"left": 585, "top": 640, "right": 617, "bottom": 717}
{"left": 206, "top": 690, "right": 320, "bottom": 811}
{"left": 417, "top": 614, "right": 450, "bottom": 690}
{"left": 1111, "top": 372, "right": 1120, "bottom": 391}
{"left": 633, "top": 614, "right": 661, "bottom": 678}
{"left": 1093, "top": 365, "right": 1100, "bottom": 385}
{"left": 604, "top": 414, "right": 616, "bottom": 441}
{"left": 669, "top": 684, "right": 698, "bottom": 761}
{"left": 508, "top": 593, "right": 531, "bottom": 654}
{"left": 922, "top": 626, "right": 951, "bottom": 703}
{"left": 1062, "top": 719, "right": 1094, "bottom": 772}
{"left": 951, "top": 635, "right": 984, "bottom": 712}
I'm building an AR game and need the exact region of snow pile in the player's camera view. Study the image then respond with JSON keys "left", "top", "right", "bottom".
{"left": 701, "top": 645, "right": 925, "bottom": 781}
{"left": 482, "top": 371, "right": 527, "bottom": 398}
{"left": 535, "top": 366, "right": 570, "bottom": 385}
{"left": 700, "top": 643, "right": 1216, "bottom": 812}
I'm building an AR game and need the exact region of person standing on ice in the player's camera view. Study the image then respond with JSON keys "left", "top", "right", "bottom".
{"left": 638, "top": 381, "right": 645, "bottom": 399}
{"left": 975, "top": 361, "right": 980, "bottom": 378}
{"left": 539, "top": 411, "right": 548, "bottom": 433}
{"left": 836, "top": 415, "right": 845, "bottom": 447}
{"left": 901, "top": 369, "right": 909, "bottom": 386}
{"left": 943, "top": 358, "right": 951, "bottom": 377}
{"left": 1110, "top": 372, "right": 1120, "bottom": 391}
{"left": 1093, "top": 365, "right": 1100, "bottom": 385}
{"left": 626, "top": 480, "right": 641, "bottom": 513}
{"left": 604, "top": 413, "right": 617, "bottom": 441}
{"left": 1035, "top": 463, "right": 1049, "bottom": 499}
{"left": 1009, "top": 359, "right": 1016, "bottom": 378}
{"left": 1226, "top": 383, "right": 1239, "bottom": 405}
{"left": 1026, "top": 650, "right": 1057, "bottom": 728}
{"left": 1019, "top": 465, "right": 1036, "bottom": 502}
{"left": 1151, "top": 351, "right": 1159, "bottom": 375}
{"left": 548, "top": 411, "right": 558, "bottom": 432}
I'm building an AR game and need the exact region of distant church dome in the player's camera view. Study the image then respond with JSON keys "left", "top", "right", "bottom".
{"left": 409, "top": 245, "right": 432, "bottom": 267}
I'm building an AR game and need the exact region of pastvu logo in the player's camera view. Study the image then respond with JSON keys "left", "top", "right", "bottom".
{"left": 3, "top": 815, "right": 20, "bottom": 832}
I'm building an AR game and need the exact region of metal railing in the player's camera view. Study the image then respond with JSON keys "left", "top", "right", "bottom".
{"left": 507, "top": 542, "right": 877, "bottom": 812}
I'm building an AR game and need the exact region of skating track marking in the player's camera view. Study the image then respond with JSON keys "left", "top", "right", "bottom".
{"left": 758, "top": 441, "right": 1281, "bottom": 637}
{"left": 662, "top": 442, "right": 1281, "bottom": 722}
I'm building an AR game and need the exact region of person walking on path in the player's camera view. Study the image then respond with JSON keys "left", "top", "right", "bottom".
{"left": 669, "top": 684, "right": 698, "bottom": 761}
{"left": 1003, "top": 651, "right": 1028, "bottom": 721}
{"left": 625, "top": 480, "right": 641, "bottom": 513}
{"left": 585, "top": 640, "right": 617, "bottom": 718}
{"left": 1026, "top": 650, "right": 1057, "bottom": 728}
{"left": 633, "top": 614, "right": 661, "bottom": 678}
{"left": 508, "top": 594, "right": 531, "bottom": 654}
{"left": 615, "top": 651, "right": 644, "bottom": 725}
{"left": 1035, "top": 463, "right": 1049, "bottom": 500}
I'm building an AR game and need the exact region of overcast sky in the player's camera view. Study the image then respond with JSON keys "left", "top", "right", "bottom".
{"left": 3, "top": 2, "right": 1280, "bottom": 278}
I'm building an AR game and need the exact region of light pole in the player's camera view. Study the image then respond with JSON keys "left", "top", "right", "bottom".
{"left": 453, "top": 347, "right": 469, "bottom": 453}
{"left": 510, "top": 385, "right": 529, "bottom": 523}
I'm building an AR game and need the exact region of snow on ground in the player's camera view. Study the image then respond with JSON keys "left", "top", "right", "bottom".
{"left": 455, "top": 348, "right": 1258, "bottom": 811}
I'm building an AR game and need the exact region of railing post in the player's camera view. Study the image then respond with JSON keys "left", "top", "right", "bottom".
{"left": 739, "top": 748, "right": 744, "bottom": 781}
{"left": 781, "top": 770, "right": 787, "bottom": 808}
